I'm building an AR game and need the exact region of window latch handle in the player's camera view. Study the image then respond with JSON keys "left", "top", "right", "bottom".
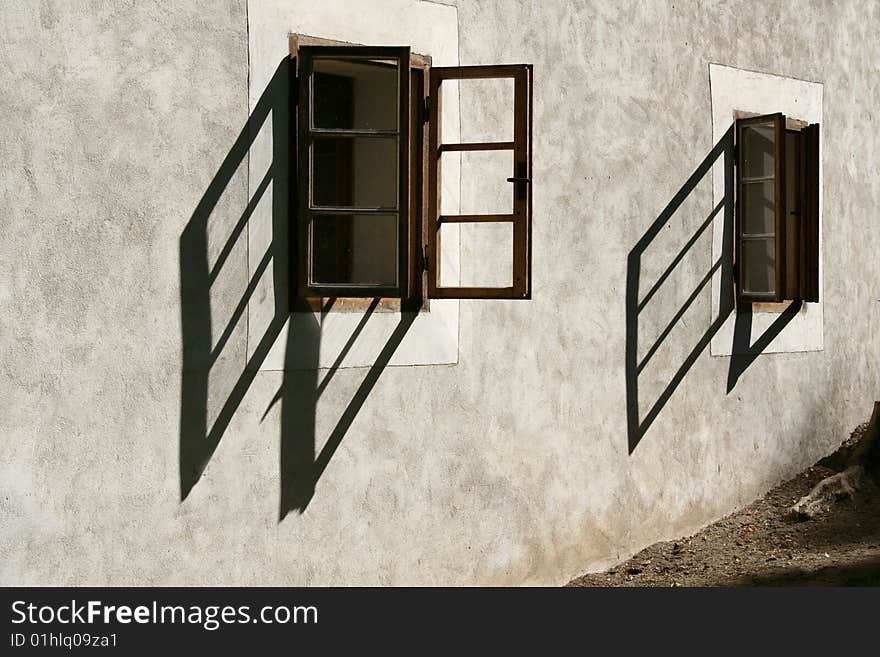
{"left": 509, "top": 163, "right": 530, "bottom": 199}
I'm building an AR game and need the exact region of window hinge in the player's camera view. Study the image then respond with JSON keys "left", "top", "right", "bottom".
{"left": 423, "top": 97, "right": 430, "bottom": 124}
{"left": 422, "top": 245, "right": 429, "bottom": 272}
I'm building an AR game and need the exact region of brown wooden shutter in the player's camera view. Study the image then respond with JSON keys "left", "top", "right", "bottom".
{"left": 802, "top": 123, "right": 820, "bottom": 302}
{"left": 427, "top": 65, "right": 533, "bottom": 299}
{"left": 735, "top": 113, "right": 786, "bottom": 303}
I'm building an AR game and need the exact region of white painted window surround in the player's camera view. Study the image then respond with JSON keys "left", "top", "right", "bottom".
{"left": 709, "top": 63, "right": 824, "bottom": 356}
{"left": 246, "top": 0, "right": 461, "bottom": 371}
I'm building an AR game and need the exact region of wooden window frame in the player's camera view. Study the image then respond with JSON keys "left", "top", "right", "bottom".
{"left": 290, "top": 35, "right": 533, "bottom": 311}
{"left": 735, "top": 112, "right": 786, "bottom": 303}
{"left": 734, "top": 112, "right": 819, "bottom": 306}
{"left": 427, "top": 65, "right": 533, "bottom": 299}
{"left": 294, "top": 40, "right": 415, "bottom": 310}
{"left": 801, "top": 123, "right": 820, "bottom": 303}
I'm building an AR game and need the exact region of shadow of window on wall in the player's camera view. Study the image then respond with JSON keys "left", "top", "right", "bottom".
{"left": 625, "top": 125, "right": 800, "bottom": 454}
{"left": 179, "top": 57, "right": 415, "bottom": 520}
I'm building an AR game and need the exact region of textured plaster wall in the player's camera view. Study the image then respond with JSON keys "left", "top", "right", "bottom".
{"left": 2, "top": 0, "right": 879, "bottom": 586}
{"left": 0, "top": 0, "right": 250, "bottom": 584}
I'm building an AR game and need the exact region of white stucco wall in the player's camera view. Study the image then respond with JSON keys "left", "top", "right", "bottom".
{"left": 2, "top": 0, "right": 879, "bottom": 586}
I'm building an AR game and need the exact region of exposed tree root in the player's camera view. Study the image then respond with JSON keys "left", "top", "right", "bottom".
{"left": 790, "top": 402, "right": 880, "bottom": 520}
{"left": 791, "top": 464, "right": 867, "bottom": 519}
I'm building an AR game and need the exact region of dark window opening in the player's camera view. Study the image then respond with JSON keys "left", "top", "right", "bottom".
{"left": 735, "top": 113, "right": 819, "bottom": 305}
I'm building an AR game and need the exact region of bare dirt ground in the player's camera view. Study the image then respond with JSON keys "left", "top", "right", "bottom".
{"left": 568, "top": 428, "right": 880, "bottom": 587}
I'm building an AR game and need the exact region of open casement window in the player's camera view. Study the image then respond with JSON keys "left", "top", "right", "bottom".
{"left": 291, "top": 35, "right": 533, "bottom": 310}
{"left": 427, "top": 65, "right": 533, "bottom": 299}
{"left": 295, "top": 43, "right": 417, "bottom": 307}
{"left": 735, "top": 113, "right": 819, "bottom": 304}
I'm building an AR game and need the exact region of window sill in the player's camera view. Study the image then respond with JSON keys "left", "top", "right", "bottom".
{"left": 749, "top": 300, "right": 807, "bottom": 315}
{"left": 295, "top": 297, "right": 430, "bottom": 313}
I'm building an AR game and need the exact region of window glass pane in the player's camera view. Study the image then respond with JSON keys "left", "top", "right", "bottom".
{"left": 741, "top": 238, "right": 775, "bottom": 294}
{"left": 446, "top": 78, "right": 515, "bottom": 144}
{"left": 312, "top": 58, "right": 398, "bottom": 131}
{"left": 440, "top": 222, "right": 513, "bottom": 288}
{"left": 311, "top": 214, "right": 398, "bottom": 286}
{"left": 312, "top": 136, "right": 398, "bottom": 208}
{"left": 443, "top": 149, "right": 514, "bottom": 215}
{"left": 741, "top": 180, "right": 775, "bottom": 234}
{"left": 439, "top": 151, "right": 460, "bottom": 217}
{"left": 741, "top": 123, "right": 776, "bottom": 179}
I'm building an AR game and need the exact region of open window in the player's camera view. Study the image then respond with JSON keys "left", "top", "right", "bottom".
{"left": 428, "top": 65, "right": 532, "bottom": 299}
{"left": 291, "top": 35, "right": 533, "bottom": 309}
{"left": 735, "top": 113, "right": 819, "bottom": 304}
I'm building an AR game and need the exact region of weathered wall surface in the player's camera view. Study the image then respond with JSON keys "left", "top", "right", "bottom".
{"left": 2, "top": 0, "right": 879, "bottom": 585}
{"left": 0, "top": 0, "right": 250, "bottom": 583}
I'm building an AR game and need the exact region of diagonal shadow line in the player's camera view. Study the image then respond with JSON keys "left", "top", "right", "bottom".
{"left": 726, "top": 300, "right": 803, "bottom": 393}
{"left": 638, "top": 199, "right": 723, "bottom": 313}
{"left": 209, "top": 168, "right": 273, "bottom": 285}
{"left": 626, "top": 121, "right": 804, "bottom": 453}
{"left": 260, "top": 297, "right": 380, "bottom": 423}
{"left": 637, "top": 296, "right": 731, "bottom": 450}
{"left": 179, "top": 59, "right": 285, "bottom": 501}
{"left": 183, "top": 52, "right": 418, "bottom": 513}
{"left": 637, "top": 258, "right": 723, "bottom": 375}
{"left": 312, "top": 312, "right": 417, "bottom": 480}
{"left": 279, "top": 310, "right": 418, "bottom": 519}
{"left": 626, "top": 125, "right": 735, "bottom": 454}
{"left": 206, "top": 316, "right": 287, "bottom": 447}
{"left": 209, "top": 248, "right": 273, "bottom": 365}
{"left": 629, "top": 134, "right": 732, "bottom": 255}
{"left": 180, "top": 312, "right": 287, "bottom": 501}
{"left": 183, "top": 80, "right": 274, "bottom": 237}
{"left": 315, "top": 298, "right": 381, "bottom": 398}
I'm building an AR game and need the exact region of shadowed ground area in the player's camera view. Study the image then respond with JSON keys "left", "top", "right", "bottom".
{"left": 568, "top": 434, "right": 880, "bottom": 587}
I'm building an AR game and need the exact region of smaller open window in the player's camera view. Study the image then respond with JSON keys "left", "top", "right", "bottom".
{"left": 735, "top": 113, "right": 819, "bottom": 304}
